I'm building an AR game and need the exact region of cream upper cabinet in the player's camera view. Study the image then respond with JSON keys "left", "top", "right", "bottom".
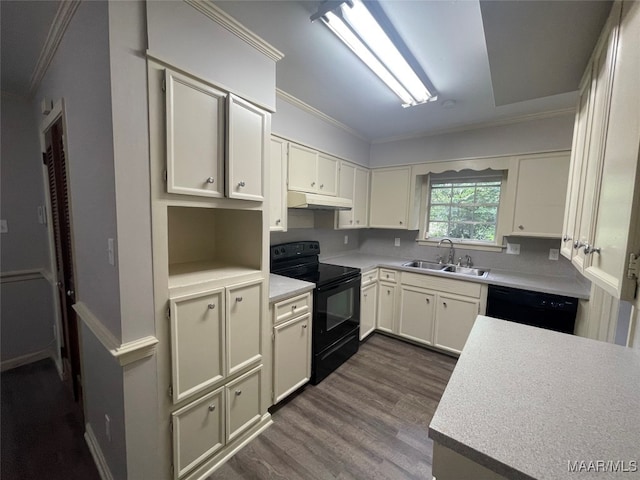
{"left": 360, "top": 270, "right": 378, "bottom": 340}
{"left": 509, "top": 152, "right": 570, "bottom": 238}
{"left": 165, "top": 70, "right": 225, "bottom": 198}
{"left": 269, "top": 137, "right": 287, "bottom": 231}
{"left": 433, "top": 293, "right": 480, "bottom": 355}
{"left": 369, "top": 167, "right": 411, "bottom": 229}
{"left": 398, "top": 285, "right": 435, "bottom": 346}
{"left": 288, "top": 143, "right": 338, "bottom": 196}
{"left": 226, "top": 94, "right": 268, "bottom": 201}
{"left": 338, "top": 161, "right": 370, "bottom": 229}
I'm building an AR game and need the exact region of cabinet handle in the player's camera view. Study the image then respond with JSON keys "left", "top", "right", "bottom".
{"left": 399, "top": 221, "right": 403, "bottom": 225}
{"left": 302, "top": 324, "right": 308, "bottom": 329}
{"left": 208, "top": 404, "right": 216, "bottom": 412}
{"left": 206, "top": 177, "right": 215, "bottom": 184}
{"left": 275, "top": 219, "right": 281, "bottom": 224}
{"left": 320, "top": 184, "right": 324, "bottom": 189}
{"left": 584, "top": 245, "right": 602, "bottom": 255}
{"left": 426, "top": 298, "right": 430, "bottom": 304}
{"left": 238, "top": 181, "right": 245, "bottom": 188}
{"left": 235, "top": 390, "right": 242, "bottom": 396}
{"left": 518, "top": 225, "right": 524, "bottom": 230}
{"left": 311, "top": 182, "right": 316, "bottom": 187}
{"left": 208, "top": 303, "right": 215, "bottom": 310}
{"left": 386, "top": 274, "right": 390, "bottom": 278}
{"left": 574, "top": 241, "right": 585, "bottom": 250}
{"left": 292, "top": 305, "right": 297, "bottom": 310}
{"left": 443, "top": 302, "right": 447, "bottom": 307}
{"left": 387, "top": 290, "right": 391, "bottom": 295}
{"left": 562, "top": 235, "right": 572, "bottom": 243}
{"left": 236, "top": 297, "right": 243, "bottom": 302}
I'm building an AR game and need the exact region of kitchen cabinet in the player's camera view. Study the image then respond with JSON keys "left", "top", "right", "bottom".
{"left": 369, "top": 167, "right": 411, "bottom": 229}
{"left": 509, "top": 152, "right": 570, "bottom": 238}
{"left": 288, "top": 143, "right": 338, "bottom": 196}
{"left": 434, "top": 294, "right": 480, "bottom": 354}
{"left": 377, "top": 269, "right": 398, "bottom": 333}
{"left": 226, "top": 280, "right": 263, "bottom": 376}
{"left": 164, "top": 70, "right": 268, "bottom": 201}
{"left": 271, "top": 292, "right": 312, "bottom": 404}
{"left": 225, "top": 365, "right": 263, "bottom": 443}
{"left": 561, "top": 1, "right": 640, "bottom": 300}
{"left": 269, "top": 137, "right": 287, "bottom": 231}
{"left": 398, "top": 285, "right": 435, "bottom": 346}
{"left": 337, "top": 161, "right": 370, "bottom": 229}
{"left": 360, "top": 269, "right": 378, "bottom": 340}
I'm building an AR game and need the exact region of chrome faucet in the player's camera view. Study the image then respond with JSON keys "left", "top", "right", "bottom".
{"left": 438, "top": 238, "right": 455, "bottom": 264}
{"left": 464, "top": 254, "right": 473, "bottom": 267}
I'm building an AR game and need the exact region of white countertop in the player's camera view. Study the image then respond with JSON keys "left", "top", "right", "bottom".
{"left": 269, "top": 273, "right": 314, "bottom": 303}
{"left": 429, "top": 316, "right": 640, "bottom": 480}
{"left": 321, "top": 253, "right": 590, "bottom": 299}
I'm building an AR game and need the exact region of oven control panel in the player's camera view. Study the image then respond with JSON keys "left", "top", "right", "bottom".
{"left": 271, "top": 241, "right": 320, "bottom": 261}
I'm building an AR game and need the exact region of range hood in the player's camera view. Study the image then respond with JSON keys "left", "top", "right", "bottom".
{"left": 287, "top": 191, "right": 352, "bottom": 210}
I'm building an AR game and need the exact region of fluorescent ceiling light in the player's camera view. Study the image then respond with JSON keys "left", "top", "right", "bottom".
{"left": 318, "top": 0, "right": 436, "bottom": 107}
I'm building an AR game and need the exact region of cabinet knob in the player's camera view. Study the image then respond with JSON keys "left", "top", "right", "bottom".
{"left": 235, "top": 390, "right": 242, "bottom": 396}
{"left": 356, "top": 220, "right": 360, "bottom": 224}
{"left": 399, "top": 221, "right": 403, "bottom": 225}
{"left": 275, "top": 219, "right": 281, "bottom": 224}
{"left": 208, "top": 404, "right": 216, "bottom": 412}
{"left": 574, "top": 241, "right": 585, "bottom": 250}
{"left": 518, "top": 225, "right": 524, "bottom": 230}
{"left": 236, "top": 296, "right": 243, "bottom": 302}
{"left": 364, "top": 293, "right": 368, "bottom": 298}
{"left": 386, "top": 274, "right": 390, "bottom": 278}
{"left": 67, "top": 290, "right": 74, "bottom": 297}
{"left": 206, "top": 177, "right": 215, "bottom": 184}
{"left": 208, "top": 303, "right": 215, "bottom": 310}
{"left": 350, "top": 220, "right": 353, "bottom": 224}
{"left": 238, "top": 181, "right": 246, "bottom": 187}
{"left": 584, "top": 244, "right": 601, "bottom": 255}
{"left": 443, "top": 302, "right": 447, "bottom": 307}
{"left": 292, "top": 305, "right": 297, "bottom": 310}
{"left": 320, "top": 184, "right": 324, "bottom": 189}
{"left": 387, "top": 290, "right": 391, "bottom": 294}
{"left": 562, "top": 235, "right": 572, "bottom": 243}
{"left": 302, "top": 324, "right": 308, "bottom": 329}
{"left": 311, "top": 182, "right": 316, "bottom": 187}
{"left": 426, "top": 298, "right": 430, "bottom": 304}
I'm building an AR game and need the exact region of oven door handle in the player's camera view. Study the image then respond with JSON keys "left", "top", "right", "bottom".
{"left": 316, "top": 274, "right": 361, "bottom": 293}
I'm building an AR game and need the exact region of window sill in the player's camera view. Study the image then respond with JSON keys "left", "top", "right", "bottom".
{"left": 416, "top": 238, "right": 506, "bottom": 253}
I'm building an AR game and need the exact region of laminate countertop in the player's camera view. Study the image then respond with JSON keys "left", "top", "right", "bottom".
{"left": 428, "top": 316, "right": 640, "bottom": 480}
{"left": 321, "top": 253, "right": 591, "bottom": 299}
{"left": 269, "top": 273, "right": 314, "bottom": 303}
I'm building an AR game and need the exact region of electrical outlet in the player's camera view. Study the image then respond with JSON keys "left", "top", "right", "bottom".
{"left": 549, "top": 248, "right": 559, "bottom": 261}
{"left": 394, "top": 237, "right": 400, "bottom": 247}
{"left": 105, "top": 414, "right": 111, "bottom": 442}
{"left": 0, "top": 220, "right": 7, "bottom": 233}
{"left": 506, "top": 242, "right": 520, "bottom": 255}
{"left": 107, "top": 238, "right": 115, "bottom": 266}
{"left": 344, "top": 235, "right": 349, "bottom": 245}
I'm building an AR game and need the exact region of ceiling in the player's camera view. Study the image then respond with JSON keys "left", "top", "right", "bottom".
{"left": 1, "top": 0, "right": 611, "bottom": 141}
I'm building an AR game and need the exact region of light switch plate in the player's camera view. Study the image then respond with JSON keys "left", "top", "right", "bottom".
{"left": 0, "top": 220, "right": 7, "bottom": 233}
{"left": 549, "top": 248, "right": 559, "bottom": 261}
{"left": 394, "top": 237, "right": 400, "bottom": 247}
{"left": 506, "top": 242, "right": 520, "bottom": 255}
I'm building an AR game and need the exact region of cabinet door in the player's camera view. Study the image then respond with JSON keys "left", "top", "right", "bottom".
{"left": 398, "top": 286, "right": 435, "bottom": 346}
{"left": 288, "top": 143, "right": 317, "bottom": 193}
{"left": 434, "top": 294, "right": 479, "bottom": 355}
{"left": 360, "top": 282, "right": 378, "bottom": 340}
{"left": 317, "top": 154, "right": 338, "bottom": 196}
{"left": 226, "top": 94, "right": 268, "bottom": 201}
{"left": 377, "top": 282, "right": 396, "bottom": 333}
{"left": 561, "top": 71, "right": 593, "bottom": 260}
{"left": 226, "top": 366, "right": 262, "bottom": 442}
{"left": 353, "top": 167, "right": 370, "bottom": 228}
{"left": 169, "top": 289, "right": 225, "bottom": 403}
{"left": 337, "top": 162, "right": 355, "bottom": 228}
{"left": 369, "top": 167, "right": 410, "bottom": 228}
{"left": 511, "top": 153, "right": 570, "bottom": 237}
{"left": 269, "top": 137, "right": 287, "bottom": 231}
{"left": 273, "top": 314, "right": 311, "bottom": 403}
{"left": 171, "top": 388, "right": 224, "bottom": 479}
{"left": 165, "top": 70, "right": 225, "bottom": 197}
{"left": 227, "top": 280, "right": 262, "bottom": 376}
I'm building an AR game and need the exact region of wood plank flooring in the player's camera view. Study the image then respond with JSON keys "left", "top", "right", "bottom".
{"left": 212, "top": 333, "right": 457, "bottom": 480}
{"left": 1, "top": 359, "right": 99, "bottom": 480}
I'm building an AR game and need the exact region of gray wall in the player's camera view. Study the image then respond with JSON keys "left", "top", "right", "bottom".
{"left": 271, "top": 227, "right": 361, "bottom": 258}
{"left": 0, "top": 94, "right": 55, "bottom": 362}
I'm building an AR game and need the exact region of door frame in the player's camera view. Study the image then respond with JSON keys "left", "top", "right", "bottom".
{"left": 39, "top": 99, "right": 81, "bottom": 391}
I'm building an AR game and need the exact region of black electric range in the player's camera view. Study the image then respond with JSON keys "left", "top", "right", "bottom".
{"left": 271, "top": 241, "right": 361, "bottom": 384}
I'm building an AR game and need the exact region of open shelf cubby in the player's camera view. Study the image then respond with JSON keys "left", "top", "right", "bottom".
{"left": 167, "top": 206, "right": 262, "bottom": 288}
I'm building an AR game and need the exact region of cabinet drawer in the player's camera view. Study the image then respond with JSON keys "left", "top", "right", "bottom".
{"left": 226, "top": 366, "right": 262, "bottom": 442}
{"left": 361, "top": 269, "right": 378, "bottom": 286}
{"left": 401, "top": 272, "right": 481, "bottom": 298}
{"left": 379, "top": 269, "right": 397, "bottom": 283}
{"left": 274, "top": 292, "right": 311, "bottom": 325}
{"left": 171, "top": 388, "right": 224, "bottom": 479}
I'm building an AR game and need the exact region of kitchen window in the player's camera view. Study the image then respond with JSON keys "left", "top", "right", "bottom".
{"left": 422, "top": 170, "right": 506, "bottom": 247}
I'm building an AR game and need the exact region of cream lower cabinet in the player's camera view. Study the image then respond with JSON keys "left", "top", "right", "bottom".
{"left": 225, "top": 366, "right": 263, "bottom": 442}
{"left": 271, "top": 291, "right": 312, "bottom": 404}
{"left": 360, "top": 269, "right": 378, "bottom": 340}
{"left": 398, "top": 286, "right": 436, "bottom": 346}
{"left": 434, "top": 293, "right": 481, "bottom": 354}
{"left": 369, "top": 167, "right": 411, "bottom": 229}
{"left": 377, "top": 269, "right": 398, "bottom": 333}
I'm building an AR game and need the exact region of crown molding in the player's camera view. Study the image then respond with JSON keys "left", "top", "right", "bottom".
{"left": 184, "top": 0, "right": 284, "bottom": 62}
{"left": 28, "top": 1, "right": 81, "bottom": 97}
{"left": 372, "top": 107, "right": 576, "bottom": 144}
{"left": 276, "top": 89, "right": 369, "bottom": 141}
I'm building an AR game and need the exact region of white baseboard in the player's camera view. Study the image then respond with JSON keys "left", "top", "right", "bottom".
{"left": 85, "top": 423, "right": 115, "bottom": 480}
{"left": 0, "top": 348, "right": 53, "bottom": 372}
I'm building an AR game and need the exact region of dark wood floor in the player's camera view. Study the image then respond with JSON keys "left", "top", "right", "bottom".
{"left": 212, "top": 333, "right": 457, "bottom": 480}
{"left": 1, "top": 359, "right": 99, "bottom": 480}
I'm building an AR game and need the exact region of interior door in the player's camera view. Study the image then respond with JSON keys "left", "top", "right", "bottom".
{"left": 43, "top": 117, "right": 82, "bottom": 407}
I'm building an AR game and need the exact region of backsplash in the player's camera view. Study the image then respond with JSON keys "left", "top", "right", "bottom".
{"left": 270, "top": 228, "right": 361, "bottom": 257}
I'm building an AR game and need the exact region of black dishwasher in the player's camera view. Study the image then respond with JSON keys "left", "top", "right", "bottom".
{"left": 486, "top": 285, "right": 578, "bottom": 334}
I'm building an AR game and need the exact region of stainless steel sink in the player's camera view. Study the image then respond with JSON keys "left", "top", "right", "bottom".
{"left": 402, "top": 260, "right": 448, "bottom": 270}
{"left": 402, "top": 260, "right": 489, "bottom": 278}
